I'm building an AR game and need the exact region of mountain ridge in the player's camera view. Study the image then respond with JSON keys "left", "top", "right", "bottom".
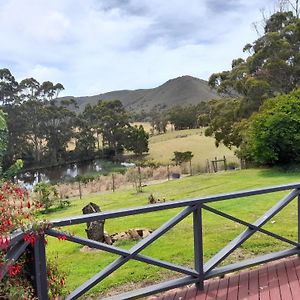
{"left": 60, "top": 75, "right": 221, "bottom": 112}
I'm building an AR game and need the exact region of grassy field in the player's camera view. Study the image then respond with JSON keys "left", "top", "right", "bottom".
{"left": 44, "top": 168, "right": 300, "bottom": 297}
{"left": 147, "top": 128, "right": 237, "bottom": 171}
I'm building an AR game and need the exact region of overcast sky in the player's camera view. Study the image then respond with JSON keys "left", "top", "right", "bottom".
{"left": 0, "top": 0, "right": 278, "bottom": 96}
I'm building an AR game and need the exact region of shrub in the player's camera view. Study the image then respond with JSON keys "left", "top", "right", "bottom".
{"left": 240, "top": 88, "right": 300, "bottom": 165}
{"left": 0, "top": 182, "right": 66, "bottom": 299}
{"left": 34, "top": 182, "right": 58, "bottom": 212}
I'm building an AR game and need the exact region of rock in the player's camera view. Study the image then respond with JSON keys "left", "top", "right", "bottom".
{"left": 82, "top": 202, "right": 105, "bottom": 243}
{"left": 82, "top": 202, "right": 101, "bottom": 218}
{"left": 136, "top": 229, "right": 143, "bottom": 236}
{"left": 111, "top": 228, "right": 153, "bottom": 242}
{"left": 142, "top": 230, "right": 152, "bottom": 238}
{"left": 103, "top": 232, "right": 113, "bottom": 245}
{"left": 85, "top": 222, "right": 105, "bottom": 242}
{"left": 128, "top": 229, "right": 140, "bottom": 240}
{"left": 111, "top": 232, "right": 130, "bottom": 242}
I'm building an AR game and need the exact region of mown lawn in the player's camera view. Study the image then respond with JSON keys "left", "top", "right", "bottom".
{"left": 44, "top": 168, "right": 300, "bottom": 297}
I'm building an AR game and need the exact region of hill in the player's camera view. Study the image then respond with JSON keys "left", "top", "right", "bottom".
{"left": 147, "top": 128, "right": 237, "bottom": 172}
{"left": 60, "top": 75, "right": 221, "bottom": 113}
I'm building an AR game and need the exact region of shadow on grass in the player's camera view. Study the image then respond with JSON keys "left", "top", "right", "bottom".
{"left": 258, "top": 166, "right": 300, "bottom": 178}
{"left": 39, "top": 202, "right": 73, "bottom": 215}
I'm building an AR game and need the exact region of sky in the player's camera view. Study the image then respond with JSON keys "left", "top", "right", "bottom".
{"left": 0, "top": 0, "right": 278, "bottom": 96}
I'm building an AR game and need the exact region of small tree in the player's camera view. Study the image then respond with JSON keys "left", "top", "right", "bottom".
{"left": 34, "top": 182, "right": 58, "bottom": 211}
{"left": 172, "top": 151, "right": 194, "bottom": 175}
{"left": 126, "top": 165, "right": 145, "bottom": 193}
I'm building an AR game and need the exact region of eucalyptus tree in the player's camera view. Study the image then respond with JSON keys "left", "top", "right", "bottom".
{"left": 100, "top": 100, "right": 130, "bottom": 154}
{"left": 206, "top": 10, "right": 300, "bottom": 148}
{"left": 18, "top": 78, "right": 40, "bottom": 102}
{"left": 75, "top": 112, "right": 97, "bottom": 157}
{"left": 91, "top": 100, "right": 130, "bottom": 155}
{"left": 0, "top": 68, "right": 19, "bottom": 105}
{"left": 0, "top": 68, "right": 70, "bottom": 167}
{"left": 40, "top": 99, "right": 77, "bottom": 164}
{"left": 123, "top": 125, "right": 149, "bottom": 157}
{"left": 168, "top": 105, "right": 199, "bottom": 130}
{"left": 81, "top": 103, "right": 102, "bottom": 150}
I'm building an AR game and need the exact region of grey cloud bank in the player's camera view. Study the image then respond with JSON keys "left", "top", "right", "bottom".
{"left": 0, "top": 0, "right": 276, "bottom": 96}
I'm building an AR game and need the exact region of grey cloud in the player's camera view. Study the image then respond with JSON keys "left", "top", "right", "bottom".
{"left": 97, "top": 0, "right": 147, "bottom": 15}
{"left": 127, "top": 20, "right": 222, "bottom": 50}
{"left": 95, "top": 0, "right": 245, "bottom": 50}
{"left": 206, "top": 0, "right": 244, "bottom": 13}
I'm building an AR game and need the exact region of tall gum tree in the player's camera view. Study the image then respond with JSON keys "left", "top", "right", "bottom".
{"left": 206, "top": 10, "right": 300, "bottom": 149}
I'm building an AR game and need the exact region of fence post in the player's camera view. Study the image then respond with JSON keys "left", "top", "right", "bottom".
{"left": 33, "top": 234, "right": 49, "bottom": 300}
{"left": 223, "top": 156, "right": 227, "bottom": 171}
{"left": 193, "top": 205, "right": 204, "bottom": 290}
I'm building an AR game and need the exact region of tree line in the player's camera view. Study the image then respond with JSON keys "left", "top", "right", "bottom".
{"left": 0, "top": 69, "right": 149, "bottom": 170}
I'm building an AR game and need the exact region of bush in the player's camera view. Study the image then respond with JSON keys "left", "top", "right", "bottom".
{"left": 240, "top": 89, "right": 300, "bottom": 165}
{"left": 34, "top": 182, "right": 58, "bottom": 212}
{"left": 0, "top": 182, "right": 66, "bottom": 299}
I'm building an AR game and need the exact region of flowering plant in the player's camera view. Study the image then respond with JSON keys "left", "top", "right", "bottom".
{"left": 0, "top": 182, "right": 66, "bottom": 299}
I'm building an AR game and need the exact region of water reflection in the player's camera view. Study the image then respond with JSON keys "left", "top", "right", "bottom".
{"left": 16, "top": 159, "right": 128, "bottom": 189}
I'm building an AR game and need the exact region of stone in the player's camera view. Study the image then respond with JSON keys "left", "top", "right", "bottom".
{"left": 103, "top": 232, "right": 113, "bottom": 245}
{"left": 82, "top": 202, "right": 105, "bottom": 243}
{"left": 111, "top": 232, "right": 130, "bottom": 242}
{"left": 110, "top": 228, "right": 153, "bottom": 242}
{"left": 128, "top": 229, "right": 140, "bottom": 240}
{"left": 142, "top": 230, "right": 152, "bottom": 238}
{"left": 136, "top": 229, "right": 143, "bottom": 236}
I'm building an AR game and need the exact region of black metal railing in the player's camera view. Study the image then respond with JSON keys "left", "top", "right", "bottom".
{"left": 2, "top": 182, "right": 300, "bottom": 299}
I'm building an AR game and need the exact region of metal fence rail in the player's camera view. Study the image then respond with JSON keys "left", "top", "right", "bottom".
{"left": 2, "top": 182, "right": 300, "bottom": 299}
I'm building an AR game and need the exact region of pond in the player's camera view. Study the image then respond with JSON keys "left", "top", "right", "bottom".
{"left": 16, "top": 159, "right": 134, "bottom": 189}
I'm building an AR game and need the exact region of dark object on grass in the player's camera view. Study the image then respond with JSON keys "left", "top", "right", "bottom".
{"left": 171, "top": 172, "right": 180, "bottom": 179}
{"left": 82, "top": 202, "right": 108, "bottom": 243}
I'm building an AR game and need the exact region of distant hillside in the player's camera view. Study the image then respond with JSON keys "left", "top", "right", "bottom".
{"left": 60, "top": 75, "right": 221, "bottom": 113}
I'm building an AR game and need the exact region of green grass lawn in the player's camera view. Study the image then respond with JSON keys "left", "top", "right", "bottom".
{"left": 44, "top": 168, "right": 300, "bottom": 297}
{"left": 147, "top": 128, "right": 236, "bottom": 171}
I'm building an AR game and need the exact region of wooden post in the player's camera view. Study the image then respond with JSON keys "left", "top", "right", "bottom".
{"left": 78, "top": 180, "right": 82, "bottom": 199}
{"left": 211, "top": 159, "right": 217, "bottom": 173}
{"left": 138, "top": 166, "right": 142, "bottom": 192}
{"left": 206, "top": 159, "right": 210, "bottom": 173}
{"left": 112, "top": 173, "right": 115, "bottom": 192}
{"left": 167, "top": 165, "right": 170, "bottom": 181}
{"left": 224, "top": 156, "right": 227, "bottom": 171}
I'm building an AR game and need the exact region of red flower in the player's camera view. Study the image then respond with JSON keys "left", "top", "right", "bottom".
{"left": 60, "top": 277, "right": 65, "bottom": 286}
{"left": 8, "top": 263, "right": 21, "bottom": 277}
{"left": 57, "top": 234, "right": 67, "bottom": 241}
{"left": 24, "top": 233, "right": 37, "bottom": 246}
{"left": 0, "top": 236, "right": 10, "bottom": 248}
